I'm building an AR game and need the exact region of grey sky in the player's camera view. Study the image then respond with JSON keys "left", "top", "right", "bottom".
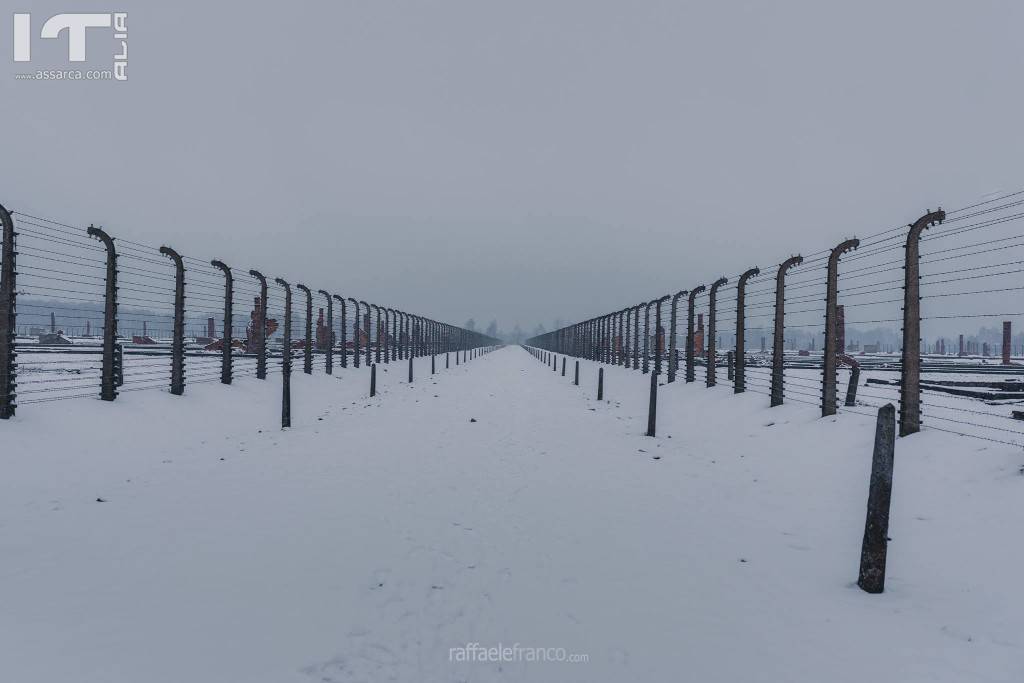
{"left": 3, "top": 1, "right": 1023, "bottom": 335}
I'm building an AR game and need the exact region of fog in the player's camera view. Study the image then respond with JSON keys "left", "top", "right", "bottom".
{"left": 2, "top": 1, "right": 1022, "bottom": 336}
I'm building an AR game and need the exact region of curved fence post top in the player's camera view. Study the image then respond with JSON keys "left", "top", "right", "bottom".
{"left": 211, "top": 259, "right": 232, "bottom": 277}
{"left": 249, "top": 269, "right": 267, "bottom": 284}
{"left": 709, "top": 277, "right": 728, "bottom": 293}
{"left": 159, "top": 245, "right": 183, "bottom": 264}
{"left": 275, "top": 277, "right": 290, "bottom": 290}
{"left": 907, "top": 208, "right": 945, "bottom": 241}
{"left": 295, "top": 283, "right": 311, "bottom": 294}
{"left": 829, "top": 238, "right": 860, "bottom": 263}
{"left": 738, "top": 267, "right": 760, "bottom": 285}
{"left": 672, "top": 289, "right": 688, "bottom": 303}
{"left": 778, "top": 255, "right": 803, "bottom": 273}
{"left": 688, "top": 285, "right": 706, "bottom": 304}
{"left": 87, "top": 225, "right": 115, "bottom": 247}
{"left": 317, "top": 289, "right": 331, "bottom": 299}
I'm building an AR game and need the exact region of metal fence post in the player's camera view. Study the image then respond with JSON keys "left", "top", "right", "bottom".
{"left": 276, "top": 278, "right": 292, "bottom": 428}
{"left": 212, "top": 260, "right": 233, "bottom": 384}
{"left": 900, "top": 209, "right": 945, "bottom": 436}
{"left": 318, "top": 290, "right": 333, "bottom": 374}
{"left": 685, "top": 285, "right": 706, "bottom": 383}
{"left": 249, "top": 270, "right": 268, "bottom": 380}
{"left": 734, "top": 268, "right": 760, "bottom": 393}
{"left": 707, "top": 278, "right": 727, "bottom": 387}
{"left": 0, "top": 205, "right": 18, "bottom": 417}
{"left": 822, "top": 239, "right": 859, "bottom": 416}
{"left": 296, "top": 284, "right": 313, "bottom": 374}
{"left": 771, "top": 257, "right": 802, "bottom": 407}
{"left": 160, "top": 247, "right": 186, "bottom": 396}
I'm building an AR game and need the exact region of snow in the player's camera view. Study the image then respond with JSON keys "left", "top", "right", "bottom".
{"left": 1, "top": 347, "right": 1021, "bottom": 682}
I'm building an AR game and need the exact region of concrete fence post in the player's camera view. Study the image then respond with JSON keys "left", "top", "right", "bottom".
{"left": 319, "top": 290, "right": 333, "bottom": 374}
{"left": 668, "top": 291, "right": 686, "bottom": 383}
{"left": 597, "top": 367, "right": 604, "bottom": 400}
{"left": 707, "top": 277, "right": 728, "bottom": 387}
{"left": 734, "top": 268, "right": 760, "bottom": 394}
{"left": 370, "top": 363, "right": 376, "bottom": 397}
{"left": 771, "top": 257, "right": 803, "bottom": 407}
{"left": 276, "top": 278, "right": 293, "bottom": 429}
{"left": 845, "top": 365, "right": 861, "bottom": 407}
{"left": 686, "top": 285, "right": 706, "bottom": 383}
{"left": 899, "top": 209, "right": 946, "bottom": 436}
{"left": 159, "top": 246, "right": 186, "bottom": 396}
{"left": 653, "top": 295, "right": 670, "bottom": 375}
{"left": 0, "top": 205, "right": 16, "bottom": 417}
{"left": 212, "top": 260, "right": 234, "bottom": 384}
{"left": 296, "top": 284, "right": 313, "bottom": 375}
{"left": 250, "top": 270, "right": 268, "bottom": 379}
{"left": 89, "top": 226, "right": 119, "bottom": 401}
{"left": 348, "top": 298, "right": 361, "bottom": 368}
{"left": 334, "top": 295, "right": 347, "bottom": 368}
{"left": 574, "top": 360, "right": 579, "bottom": 385}
{"left": 858, "top": 403, "right": 896, "bottom": 594}
{"left": 822, "top": 239, "right": 859, "bottom": 416}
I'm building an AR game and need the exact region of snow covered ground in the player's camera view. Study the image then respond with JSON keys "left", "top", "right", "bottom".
{"left": 1, "top": 346, "right": 1021, "bottom": 682}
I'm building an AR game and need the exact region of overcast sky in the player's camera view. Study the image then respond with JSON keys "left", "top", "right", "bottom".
{"left": 3, "top": 1, "right": 1023, "bottom": 335}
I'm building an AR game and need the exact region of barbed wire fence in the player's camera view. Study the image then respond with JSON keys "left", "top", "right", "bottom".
{"left": 526, "top": 191, "right": 1024, "bottom": 449}
{"left": 0, "top": 204, "right": 500, "bottom": 426}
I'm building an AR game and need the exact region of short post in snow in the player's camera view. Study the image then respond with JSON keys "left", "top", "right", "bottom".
{"left": 446, "top": 352, "right": 450, "bottom": 368}
{"left": 597, "top": 367, "right": 604, "bottom": 400}
{"left": 574, "top": 360, "right": 580, "bottom": 386}
{"left": 646, "top": 370, "right": 658, "bottom": 437}
{"left": 408, "top": 353, "right": 414, "bottom": 382}
{"left": 858, "top": 403, "right": 896, "bottom": 594}
{"left": 370, "top": 363, "right": 377, "bottom": 397}
{"left": 845, "top": 365, "right": 861, "bottom": 407}
{"left": 727, "top": 350, "right": 735, "bottom": 381}
{"left": 561, "top": 357, "right": 566, "bottom": 376}
{"left": 553, "top": 354, "right": 557, "bottom": 371}
{"left": 431, "top": 354, "right": 436, "bottom": 374}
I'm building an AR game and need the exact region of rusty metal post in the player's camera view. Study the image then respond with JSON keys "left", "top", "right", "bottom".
{"left": 734, "top": 268, "right": 760, "bottom": 393}
{"left": 249, "top": 270, "right": 268, "bottom": 379}
{"left": 296, "top": 284, "right": 313, "bottom": 374}
{"left": 858, "top": 403, "right": 896, "bottom": 594}
{"left": 771, "top": 257, "right": 803, "bottom": 407}
{"left": 707, "top": 277, "right": 727, "bottom": 387}
{"left": 334, "top": 295, "right": 347, "bottom": 368}
{"left": 212, "top": 261, "right": 234, "bottom": 384}
{"left": 900, "top": 209, "right": 945, "bottom": 436}
{"left": 685, "top": 285, "right": 706, "bottom": 383}
{"left": 318, "top": 290, "right": 333, "bottom": 374}
{"left": 668, "top": 291, "right": 685, "bottom": 383}
{"left": 822, "top": 239, "right": 859, "bottom": 417}
{"left": 276, "top": 278, "right": 293, "bottom": 428}
{"left": 0, "top": 205, "right": 17, "bottom": 417}
{"left": 160, "top": 246, "right": 186, "bottom": 396}
{"left": 348, "top": 298, "right": 360, "bottom": 368}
